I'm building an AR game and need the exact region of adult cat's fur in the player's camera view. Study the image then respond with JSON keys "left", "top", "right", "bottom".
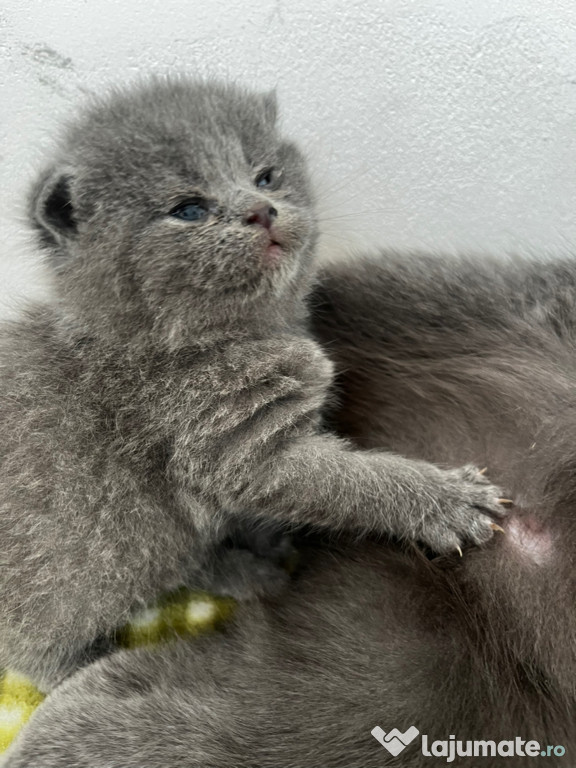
{"left": 4, "top": 252, "right": 575, "bottom": 767}
{"left": 0, "top": 79, "right": 504, "bottom": 692}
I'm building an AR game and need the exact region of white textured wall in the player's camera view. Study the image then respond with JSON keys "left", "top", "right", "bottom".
{"left": 2, "top": 0, "right": 576, "bottom": 311}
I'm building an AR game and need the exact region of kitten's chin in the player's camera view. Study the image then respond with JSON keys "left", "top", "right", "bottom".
{"left": 264, "top": 243, "right": 284, "bottom": 267}
{"left": 258, "top": 226, "right": 291, "bottom": 269}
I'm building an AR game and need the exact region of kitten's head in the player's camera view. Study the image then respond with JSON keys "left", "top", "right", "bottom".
{"left": 30, "top": 77, "right": 316, "bottom": 344}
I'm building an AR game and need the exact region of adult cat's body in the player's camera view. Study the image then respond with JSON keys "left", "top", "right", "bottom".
{"left": 0, "top": 79, "right": 504, "bottom": 691}
{"left": 4, "top": 252, "right": 575, "bottom": 767}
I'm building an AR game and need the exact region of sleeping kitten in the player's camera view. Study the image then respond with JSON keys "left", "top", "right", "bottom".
{"left": 0, "top": 77, "right": 505, "bottom": 691}
{"left": 5, "top": 252, "right": 575, "bottom": 768}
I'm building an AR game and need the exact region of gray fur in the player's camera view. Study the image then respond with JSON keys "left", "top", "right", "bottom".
{"left": 4, "top": 251, "right": 576, "bottom": 767}
{"left": 0, "top": 78, "right": 504, "bottom": 692}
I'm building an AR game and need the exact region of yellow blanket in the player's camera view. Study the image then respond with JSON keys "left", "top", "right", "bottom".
{"left": 0, "top": 589, "right": 235, "bottom": 752}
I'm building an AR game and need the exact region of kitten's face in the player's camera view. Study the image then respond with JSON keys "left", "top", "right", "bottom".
{"left": 32, "top": 79, "right": 316, "bottom": 333}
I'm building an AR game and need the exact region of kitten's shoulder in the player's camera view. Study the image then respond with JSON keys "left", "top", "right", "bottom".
{"left": 0, "top": 304, "right": 83, "bottom": 386}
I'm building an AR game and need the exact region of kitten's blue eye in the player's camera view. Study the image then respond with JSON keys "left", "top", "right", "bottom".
{"left": 170, "top": 200, "right": 209, "bottom": 221}
{"left": 255, "top": 168, "right": 274, "bottom": 188}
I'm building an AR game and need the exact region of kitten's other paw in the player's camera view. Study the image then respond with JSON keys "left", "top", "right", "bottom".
{"left": 243, "top": 527, "right": 297, "bottom": 570}
{"left": 411, "top": 464, "right": 511, "bottom": 555}
{"left": 207, "top": 548, "right": 290, "bottom": 601}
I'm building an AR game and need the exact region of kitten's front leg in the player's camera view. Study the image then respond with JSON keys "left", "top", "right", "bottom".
{"left": 220, "top": 435, "right": 508, "bottom": 554}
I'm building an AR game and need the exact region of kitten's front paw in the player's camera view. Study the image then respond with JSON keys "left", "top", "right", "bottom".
{"left": 208, "top": 548, "right": 290, "bottom": 601}
{"left": 412, "top": 464, "right": 511, "bottom": 555}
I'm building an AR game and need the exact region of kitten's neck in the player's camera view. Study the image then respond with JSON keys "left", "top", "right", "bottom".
{"left": 156, "top": 300, "right": 311, "bottom": 350}
{"left": 55, "top": 282, "right": 313, "bottom": 355}
{"left": 56, "top": 252, "right": 318, "bottom": 353}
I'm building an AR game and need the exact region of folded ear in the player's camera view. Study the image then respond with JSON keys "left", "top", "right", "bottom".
{"left": 262, "top": 90, "right": 278, "bottom": 127}
{"left": 31, "top": 169, "right": 77, "bottom": 246}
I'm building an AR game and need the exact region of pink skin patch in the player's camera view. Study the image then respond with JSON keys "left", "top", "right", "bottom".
{"left": 505, "top": 514, "right": 553, "bottom": 565}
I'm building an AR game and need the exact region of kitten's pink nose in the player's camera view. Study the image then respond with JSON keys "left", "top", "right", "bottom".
{"left": 244, "top": 205, "right": 278, "bottom": 230}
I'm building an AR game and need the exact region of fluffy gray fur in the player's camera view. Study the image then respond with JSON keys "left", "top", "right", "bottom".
{"left": 4, "top": 251, "right": 576, "bottom": 767}
{"left": 0, "top": 78, "right": 505, "bottom": 692}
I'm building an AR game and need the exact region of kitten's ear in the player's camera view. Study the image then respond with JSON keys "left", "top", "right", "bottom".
{"left": 31, "top": 168, "right": 78, "bottom": 246}
{"left": 262, "top": 90, "right": 278, "bottom": 127}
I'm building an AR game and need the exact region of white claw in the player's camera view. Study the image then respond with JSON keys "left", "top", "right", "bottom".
{"left": 490, "top": 523, "right": 505, "bottom": 534}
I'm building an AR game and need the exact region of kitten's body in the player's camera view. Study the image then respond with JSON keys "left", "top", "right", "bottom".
{"left": 0, "top": 79, "right": 504, "bottom": 691}
{"left": 5, "top": 252, "right": 576, "bottom": 767}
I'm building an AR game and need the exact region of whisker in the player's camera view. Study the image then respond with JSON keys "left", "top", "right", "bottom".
{"left": 316, "top": 209, "right": 400, "bottom": 223}
{"left": 314, "top": 185, "right": 373, "bottom": 213}
{"left": 312, "top": 163, "right": 375, "bottom": 200}
{"left": 317, "top": 232, "right": 365, "bottom": 246}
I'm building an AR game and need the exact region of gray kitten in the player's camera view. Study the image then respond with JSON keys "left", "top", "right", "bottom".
{"left": 4, "top": 252, "right": 575, "bottom": 768}
{"left": 0, "top": 78, "right": 505, "bottom": 692}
